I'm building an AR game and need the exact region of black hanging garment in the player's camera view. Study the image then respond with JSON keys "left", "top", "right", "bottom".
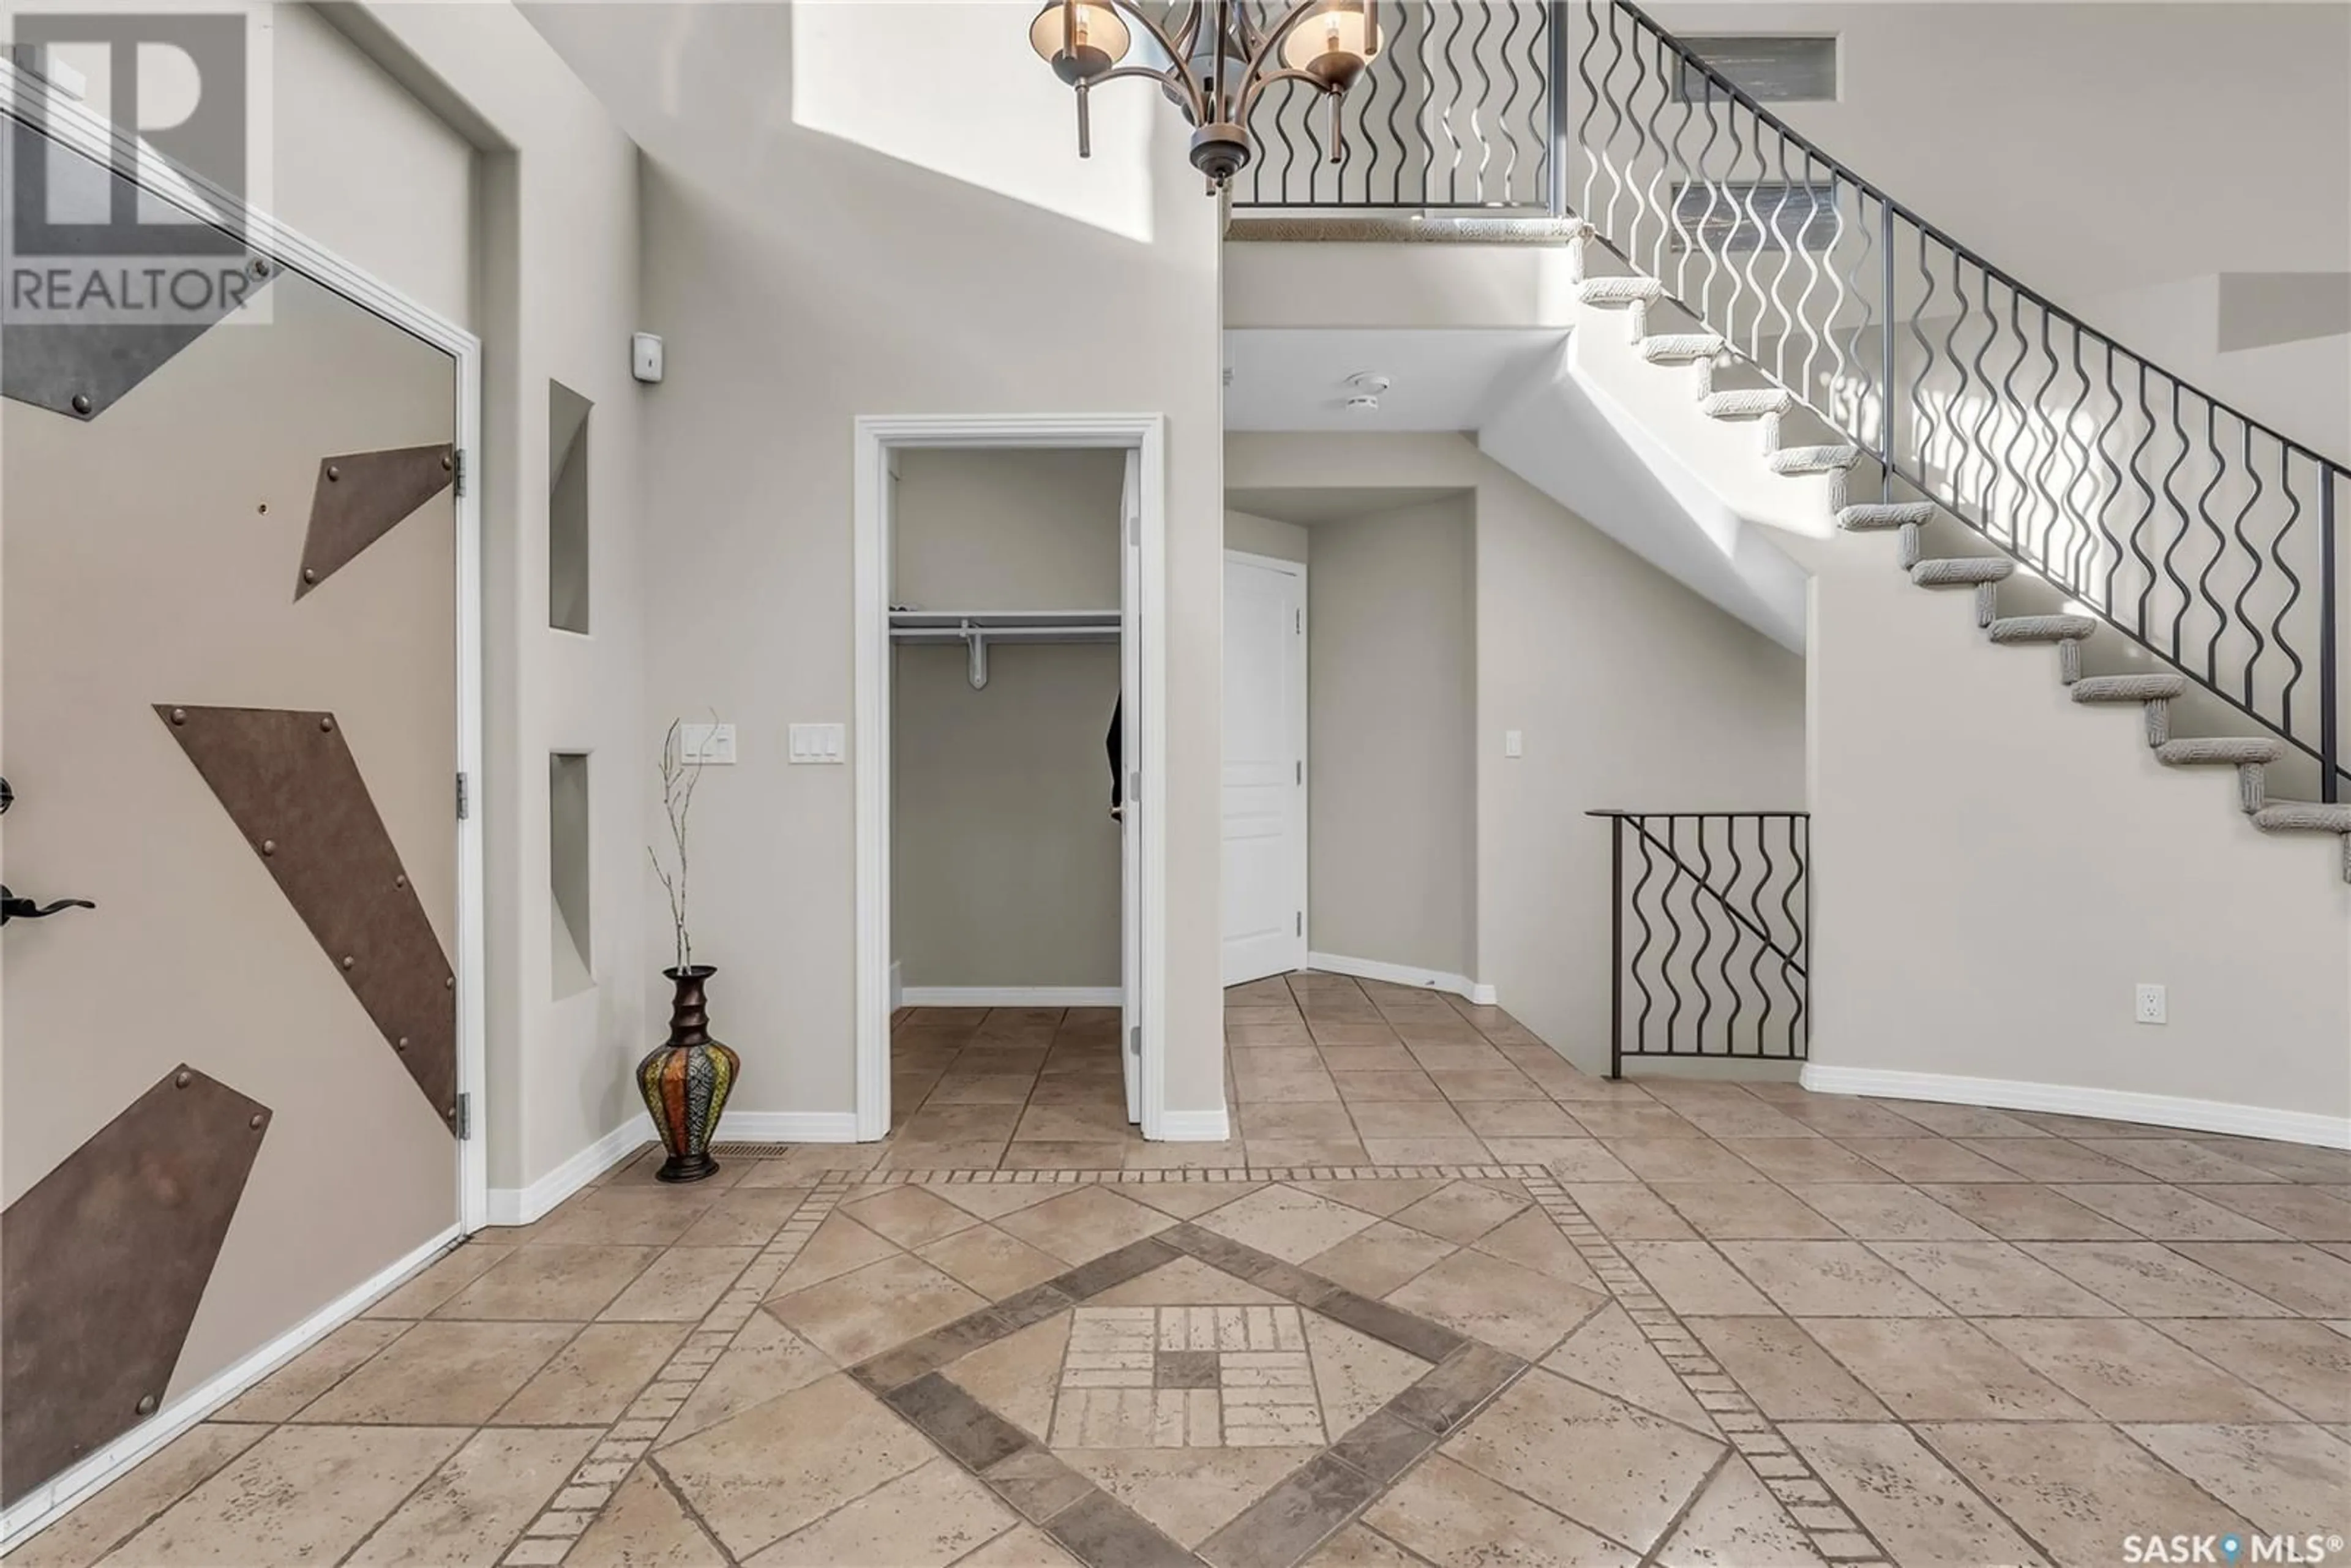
{"left": 1106, "top": 697, "right": 1122, "bottom": 816}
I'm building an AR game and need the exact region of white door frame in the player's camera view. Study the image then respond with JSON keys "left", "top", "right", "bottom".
{"left": 0, "top": 61, "right": 489, "bottom": 1233}
{"left": 1221, "top": 549, "right": 1310, "bottom": 983}
{"left": 852, "top": 415, "right": 1170, "bottom": 1141}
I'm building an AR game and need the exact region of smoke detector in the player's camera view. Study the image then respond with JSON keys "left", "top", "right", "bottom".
{"left": 1344, "top": 371, "right": 1391, "bottom": 412}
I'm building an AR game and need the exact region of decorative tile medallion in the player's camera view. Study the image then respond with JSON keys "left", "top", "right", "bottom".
{"left": 1049, "top": 1307, "right": 1323, "bottom": 1449}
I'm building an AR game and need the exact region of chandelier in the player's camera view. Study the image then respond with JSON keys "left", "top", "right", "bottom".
{"left": 1029, "top": 0, "right": 1382, "bottom": 187}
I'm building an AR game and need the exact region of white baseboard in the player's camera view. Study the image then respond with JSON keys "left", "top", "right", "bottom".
{"left": 1156, "top": 1108, "right": 1232, "bottom": 1142}
{"left": 1307, "top": 951, "right": 1497, "bottom": 1007}
{"left": 899, "top": 986, "right": 1123, "bottom": 1007}
{"left": 0, "top": 1221, "right": 463, "bottom": 1553}
{"left": 721, "top": 1111, "right": 863, "bottom": 1143}
{"left": 1800, "top": 1063, "right": 2351, "bottom": 1150}
{"left": 485, "top": 1119, "right": 646, "bottom": 1227}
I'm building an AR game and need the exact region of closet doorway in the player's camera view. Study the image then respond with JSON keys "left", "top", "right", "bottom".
{"left": 852, "top": 416, "right": 1168, "bottom": 1145}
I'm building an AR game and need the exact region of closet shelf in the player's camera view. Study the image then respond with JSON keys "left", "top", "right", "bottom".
{"left": 888, "top": 609, "right": 1119, "bottom": 689}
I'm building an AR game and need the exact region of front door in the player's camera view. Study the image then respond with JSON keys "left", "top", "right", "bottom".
{"left": 1, "top": 132, "right": 463, "bottom": 1506}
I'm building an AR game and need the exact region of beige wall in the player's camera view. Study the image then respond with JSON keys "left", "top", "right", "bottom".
{"left": 1306, "top": 497, "right": 1479, "bottom": 980}
{"left": 521, "top": 2, "right": 1226, "bottom": 1122}
{"left": 272, "top": 4, "right": 476, "bottom": 330}
{"left": 1225, "top": 508, "right": 1310, "bottom": 565}
{"left": 892, "top": 449, "right": 1123, "bottom": 990}
{"left": 340, "top": 2, "right": 651, "bottom": 1193}
{"left": 894, "top": 449, "right": 1123, "bottom": 610}
{"left": 1793, "top": 535, "right": 2351, "bottom": 1120}
{"left": 1228, "top": 435, "right": 1808, "bottom": 1071}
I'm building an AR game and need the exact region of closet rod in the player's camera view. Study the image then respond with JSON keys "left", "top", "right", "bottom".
{"left": 889, "top": 612, "right": 1119, "bottom": 690}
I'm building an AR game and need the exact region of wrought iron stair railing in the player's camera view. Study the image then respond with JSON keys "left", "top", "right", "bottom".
{"left": 1590, "top": 811, "right": 1808, "bottom": 1078}
{"left": 1565, "top": 0, "right": 2344, "bottom": 803}
{"left": 1238, "top": 0, "right": 2345, "bottom": 803}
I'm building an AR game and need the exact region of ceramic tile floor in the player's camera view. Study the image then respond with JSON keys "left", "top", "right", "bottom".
{"left": 11, "top": 973, "right": 2351, "bottom": 1568}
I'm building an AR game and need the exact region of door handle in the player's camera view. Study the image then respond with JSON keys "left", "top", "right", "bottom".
{"left": 0, "top": 886, "right": 96, "bottom": 926}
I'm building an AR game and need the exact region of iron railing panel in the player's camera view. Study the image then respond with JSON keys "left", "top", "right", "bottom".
{"left": 1592, "top": 811, "right": 1808, "bottom": 1077}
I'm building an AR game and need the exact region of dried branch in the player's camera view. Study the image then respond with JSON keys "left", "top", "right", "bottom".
{"left": 647, "top": 715, "right": 712, "bottom": 970}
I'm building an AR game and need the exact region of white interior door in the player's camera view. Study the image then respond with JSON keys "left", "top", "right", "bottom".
{"left": 1221, "top": 550, "right": 1308, "bottom": 986}
{"left": 1118, "top": 451, "right": 1142, "bottom": 1123}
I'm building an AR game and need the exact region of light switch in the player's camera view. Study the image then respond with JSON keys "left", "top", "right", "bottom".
{"left": 788, "top": 723, "right": 846, "bottom": 765}
{"left": 1504, "top": 729, "right": 1524, "bottom": 759}
{"left": 680, "top": 722, "right": 736, "bottom": 765}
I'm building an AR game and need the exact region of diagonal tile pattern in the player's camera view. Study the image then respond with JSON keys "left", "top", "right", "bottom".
{"left": 10, "top": 971, "right": 2349, "bottom": 1567}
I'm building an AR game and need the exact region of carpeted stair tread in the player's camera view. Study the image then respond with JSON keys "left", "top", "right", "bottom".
{"left": 1643, "top": 333, "right": 1725, "bottom": 362}
{"left": 1770, "top": 444, "right": 1861, "bottom": 475}
{"left": 2156, "top": 738, "right": 2284, "bottom": 766}
{"left": 1839, "top": 501, "right": 1939, "bottom": 531}
{"left": 1579, "top": 276, "right": 1664, "bottom": 304}
{"left": 2070, "top": 674, "right": 2188, "bottom": 703}
{"left": 1911, "top": 557, "right": 2014, "bottom": 587}
{"left": 1700, "top": 388, "right": 1793, "bottom": 419}
{"left": 2254, "top": 801, "right": 2351, "bottom": 834}
{"left": 1986, "top": 615, "right": 2097, "bottom": 645}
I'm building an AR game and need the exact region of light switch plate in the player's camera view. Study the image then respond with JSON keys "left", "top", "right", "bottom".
{"left": 679, "top": 722, "right": 735, "bottom": 765}
{"left": 1504, "top": 729, "right": 1524, "bottom": 759}
{"left": 788, "top": 723, "right": 846, "bottom": 765}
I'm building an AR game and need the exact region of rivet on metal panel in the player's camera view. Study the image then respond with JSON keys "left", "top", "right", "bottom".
{"left": 249, "top": 1114, "right": 265, "bottom": 1130}
{"left": 301, "top": 568, "right": 317, "bottom": 584}
{"left": 394, "top": 875, "right": 407, "bottom": 890}
{"left": 396, "top": 1037, "right": 409, "bottom": 1052}
{"left": 70, "top": 394, "right": 91, "bottom": 417}
{"left": 134, "top": 1395, "right": 156, "bottom": 1416}
{"left": 261, "top": 839, "right": 276, "bottom": 857}
{"left": 341, "top": 955, "right": 355, "bottom": 970}
{"left": 174, "top": 1071, "right": 191, "bottom": 1089}
{"left": 444, "top": 976, "right": 454, "bottom": 990}
{"left": 440, "top": 452, "right": 453, "bottom": 472}
{"left": 325, "top": 465, "right": 340, "bottom": 482}
{"left": 318, "top": 716, "right": 334, "bottom": 732}
{"left": 248, "top": 258, "right": 269, "bottom": 279}
{"left": 170, "top": 708, "right": 187, "bottom": 725}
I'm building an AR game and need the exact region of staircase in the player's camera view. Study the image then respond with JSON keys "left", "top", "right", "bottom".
{"left": 1229, "top": 0, "right": 2349, "bottom": 880}
{"left": 1562, "top": 225, "right": 2351, "bottom": 880}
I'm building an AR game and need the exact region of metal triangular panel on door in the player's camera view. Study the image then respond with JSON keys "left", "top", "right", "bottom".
{"left": 0, "top": 119, "right": 272, "bottom": 422}
{"left": 294, "top": 445, "right": 456, "bottom": 599}
{"left": 155, "top": 705, "right": 457, "bottom": 1127}
{"left": 0, "top": 1065, "right": 270, "bottom": 1506}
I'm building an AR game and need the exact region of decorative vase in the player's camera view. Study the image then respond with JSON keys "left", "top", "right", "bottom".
{"left": 636, "top": 965, "right": 740, "bottom": 1183}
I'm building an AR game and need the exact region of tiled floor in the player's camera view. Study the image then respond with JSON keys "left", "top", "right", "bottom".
{"left": 12, "top": 973, "right": 2351, "bottom": 1567}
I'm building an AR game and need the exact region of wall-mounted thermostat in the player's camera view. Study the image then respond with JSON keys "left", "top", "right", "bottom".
{"left": 631, "top": 332, "right": 664, "bottom": 384}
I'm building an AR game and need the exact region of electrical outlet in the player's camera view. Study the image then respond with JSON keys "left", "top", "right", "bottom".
{"left": 679, "top": 722, "right": 735, "bottom": 765}
{"left": 2134, "top": 983, "right": 2167, "bottom": 1025}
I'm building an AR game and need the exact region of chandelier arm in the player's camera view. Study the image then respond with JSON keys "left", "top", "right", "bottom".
{"left": 1169, "top": 0, "right": 1204, "bottom": 64}
{"left": 1231, "top": 2, "right": 1329, "bottom": 93}
{"left": 1232, "top": 63, "right": 1331, "bottom": 120}
{"left": 1085, "top": 62, "right": 1199, "bottom": 96}
{"left": 1096, "top": 0, "right": 1208, "bottom": 121}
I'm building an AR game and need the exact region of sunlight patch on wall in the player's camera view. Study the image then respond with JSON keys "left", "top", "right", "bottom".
{"left": 791, "top": 1, "right": 1154, "bottom": 242}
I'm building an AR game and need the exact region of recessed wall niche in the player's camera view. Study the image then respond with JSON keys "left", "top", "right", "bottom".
{"left": 549, "top": 381, "right": 592, "bottom": 634}
{"left": 550, "top": 751, "right": 594, "bottom": 999}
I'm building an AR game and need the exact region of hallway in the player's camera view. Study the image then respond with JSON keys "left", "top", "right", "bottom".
{"left": 10, "top": 977, "right": 2347, "bottom": 1566}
